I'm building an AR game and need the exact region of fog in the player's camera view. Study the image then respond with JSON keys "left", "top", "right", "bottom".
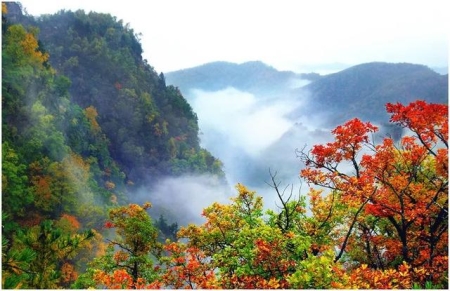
{"left": 132, "top": 76, "right": 404, "bottom": 226}
{"left": 134, "top": 174, "right": 234, "bottom": 226}
{"left": 153, "top": 81, "right": 337, "bottom": 218}
{"left": 190, "top": 87, "right": 299, "bottom": 157}
{"left": 127, "top": 77, "right": 339, "bottom": 225}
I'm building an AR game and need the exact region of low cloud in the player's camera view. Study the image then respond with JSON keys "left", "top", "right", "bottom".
{"left": 132, "top": 81, "right": 353, "bottom": 225}
{"left": 131, "top": 174, "right": 234, "bottom": 226}
{"left": 190, "top": 87, "right": 300, "bottom": 156}
{"left": 183, "top": 84, "right": 338, "bottom": 209}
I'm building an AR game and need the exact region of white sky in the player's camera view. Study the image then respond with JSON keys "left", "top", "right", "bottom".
{"left": 18, "top": 0, "right": 449, "bottom": 73}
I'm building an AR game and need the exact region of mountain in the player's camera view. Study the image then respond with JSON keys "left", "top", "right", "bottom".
{"left": 2, "top": 4, "right": 229, "bottom": 287}
{"left": 10, "top": 7, "right": 225, "bottom": 186}
{"left": 431, "top": 66, "right": 448, "bottom": 75}
{"left": 2, "top": 3, "right": 448, "bottom": 288}
{"left": 164, "top": 60, "right": 448, "bottom": 197}
{"left": 165, "top": 60, "right": 321, "bottom": 95}
{"left": 2, "top": 0, "right": 226, "bottom": 247}
{"left": 168, "top": 60, "right": 447, "bottom": 127}
{"left": 296, "top": 62, "right": 448, "bottom": 127}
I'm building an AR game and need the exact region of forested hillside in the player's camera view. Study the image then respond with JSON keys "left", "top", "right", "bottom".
{"left": 299, "top": 62, "right": 448, "bottom": 126}
{"left": 2, "top": 2, "right": 448, "bottom": 289}
{"left": 5, "top": 3, "right": 224, "bottom": 186}
{"left": 2, "top": 2, "right": 222, "bottom": 288}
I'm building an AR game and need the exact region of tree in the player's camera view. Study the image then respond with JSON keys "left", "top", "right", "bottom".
{"left": 148, "top": 242, "right": 219, "bottom": 289}
{"left": 1, "top": 214, "right": 36, "bottom": 289}
{"left": 159, "top": 183, "right": 312, "bottom": 289}
{"left": 7, "top": 220, "right": 94, "bottom": 289}
{"left": 2, "top": 24, "right": 48, "bottom": 68}
{"left": 87, "top": 203, "right": 162, "bottom": 288}
{"left": 298, "top": 100, "right": 448, "bottom": 286}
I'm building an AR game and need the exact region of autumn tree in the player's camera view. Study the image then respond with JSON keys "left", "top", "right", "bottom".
{"left": 83, "top": 203, "right": 162, "bottom": 289}
{"left": 298, "top": 100, "right": 448, "bottom": 287}
{"left": 148, "top": 242, "right": 219, "bottom": 289}
{"left": 155, "top": 183, "right": 315, "bottom": 289}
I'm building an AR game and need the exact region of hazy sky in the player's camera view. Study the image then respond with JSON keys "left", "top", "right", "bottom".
{"left": 19, "top": 0, "right": 448, "bottom": 73}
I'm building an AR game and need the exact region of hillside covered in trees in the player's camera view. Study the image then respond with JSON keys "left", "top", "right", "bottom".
{"left": 2, "top": 2, "right": 448, "bottom": 289}
{"left": 2, "top": 2, "right": 223, "bottom": 288}
{"left": 300, "top": 62, "right": 448, "bottom": 126}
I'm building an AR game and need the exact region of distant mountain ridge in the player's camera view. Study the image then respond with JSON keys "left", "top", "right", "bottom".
{"left": 160, "top": 60, "right": 446, "bottom": 198}
{"left": 165, "top": 61, "right": 321, "bottom": 95}
{"left": 298, "top": 62, "right": 448, "bottom": 126}
{"left": 167, "top": 61, "right": 448, "bottom": 127}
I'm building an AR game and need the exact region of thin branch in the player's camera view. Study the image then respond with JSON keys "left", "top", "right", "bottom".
{"left": 107, "top": 239, "right": 133, "bottom": 254}
{"left": 334, "top": 188, "right": 375, "bottom": 263}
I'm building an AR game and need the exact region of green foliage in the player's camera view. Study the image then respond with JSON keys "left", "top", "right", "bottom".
{"left": 2, "top": 219, "right": 94, "bottom": 289}
{"left": 412, "top": 281, "right": 445, "bottom": 289}
{"left": 287, "top": 250, "right": 337, "bottom": 289}
{"left": 2, "top": 6, "right": 121, "bottom": 288}
{"left": 1, "top": 235, "right": 36, "bottom": 289}
{"left": 21, "top": 220, "right": 94, "bottom": 288}
{"left": 1, "top": 142, "right": 33, "bottom": 219}
{"left": 81, "top": 203, "right": 162, "bottom": 288}
{"left": 29, "top": 8, "right": 224, "bottom": 184}
{"left": 169, "top": 184, "right": 312, "bottom": 288}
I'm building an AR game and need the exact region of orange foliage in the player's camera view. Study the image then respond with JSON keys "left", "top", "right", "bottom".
{"left": 332, "top": 262, "right": 415, "bottom": 289}
{"left": 153, "top": 242, "right": 219, "bottom": 289}
{"left": 21, "top": 30, "right": 49, "bottom": 64}
{"left": 94, "top": 269, "right": 135, "bottom": 289}
{"left": 61, "top": 262, "right": 78, "bottom": 284}
{"left": 60, "top": 213, "right": 81, "bottom": 230}
{"left": 300, "top": 101, "right": 448, "bottom": 286}
{"left": 387, "top": 100, "right": 448, "bottom": 148}
{"left": 32, "top": 176, "right": 53, "bottom": 211}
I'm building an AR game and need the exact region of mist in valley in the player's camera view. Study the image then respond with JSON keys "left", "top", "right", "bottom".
{"left": 148, "top": 65, "right": 415, "bottom": 227}
{"left": 189, "top": 83, "right": 335, "bottom": 205}
{"left": 139, "top": 75, "right": 342, "bottom": 226}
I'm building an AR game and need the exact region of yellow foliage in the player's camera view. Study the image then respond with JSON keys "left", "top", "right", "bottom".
{"left": 21, "top": 31, "right": 49, "bottom": 64}
{"left": 84, "top": 106, "right": 101, "bottom": 133}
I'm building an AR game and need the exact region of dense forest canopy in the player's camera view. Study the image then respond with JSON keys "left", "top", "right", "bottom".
{"left": 2, "top": 2, "right": 223, "bottom": 288}
{"left": 1, "top": 2, "right": 448, "bottom": 289}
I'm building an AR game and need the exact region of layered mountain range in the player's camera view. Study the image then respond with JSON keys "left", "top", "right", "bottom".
{"left": 166, "top": 60, "right": 448, "bottom": 190}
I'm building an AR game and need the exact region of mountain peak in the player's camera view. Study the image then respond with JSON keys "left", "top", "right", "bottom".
{"left": 165, "top": 61, "right": 299, "bottom": 94}
{"left": 301, "top": 61, "right": 448, "bottom": 126}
